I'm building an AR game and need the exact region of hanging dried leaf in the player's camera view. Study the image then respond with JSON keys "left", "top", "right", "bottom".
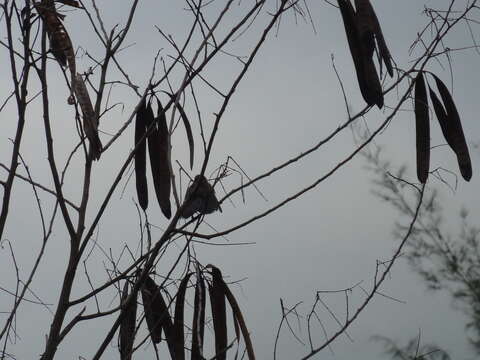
{"left": 119, "top": 282, "right": 137, "bottom": 360}
{"left": 191, "top": 269, "right": 206, "bottom": 360}
{"left": 209, "top": 267, "right": 228, "bottom": 360}
{"left": 172, "top": 274, "right": 192, "bottom": 360}
{"left": 166, "top": 94, "right": 195, "bottom": 169}
{"left": 337, "top": 0, "right": 383, "bottom": 108}
{"left": 73, "top": 73, "right": 102, "bottom": 160}
{"left": 141, "top": 275, "right": 173, "bottom": 344}
{"left": 135, "top": 99, "right": 148, "bottom": 210}
{"left": 430, "top": 74, "right": 472, "bottom": 181}
{"left": 146, "top": 100, "right": 171, "bottom": 218}
{"left": 180, "top": 175, "right": 221, "bottom": 218}
{"left": 414, "top": 71, "right": 430, "bottom": 183}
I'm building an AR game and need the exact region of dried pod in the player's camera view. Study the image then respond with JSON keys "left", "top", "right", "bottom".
{"left": 357, "top": 0, "right": 393, "bottom": 77}
{"left": 191, "top": 270, "right": 206, "bottom": 360}
{"left": 73, "top": 73, "right": 102, "bottom": 160}
{"left": 209, "top": 265, "right": 256, "bottom": 360}
{"left": 180, "top": 175, "right": 220, "bottom": 218}
{"left": 166, "top": 94, "right": 195, "bottom": 169}
{"left": 141, "top": 275, "right": 173, "bottom": 344}
{"left": 34, "top": 0, "right": 76, "bottom": 102}
{"left": 337, "top": 0, "right": 383, "bottom": 108}
{"left": 430, "top": 74, "right": 472, "bottom": 181}
{"left": 135, "top": 99, "right": 148, "bottom": 210}
{"left": 119, "top": 282, "right": 137, "bottom": 360}
{"left": 172, "top": 274, "right": 192, "bottom": 360}
{"left": 209, "top": 267, "right": 227, "bottom": 360}
{"left": 146, "top": 100, "right": 171, "bottom": 218}
{"left": 414, "top": 71, "right": 430, "bottom": 183}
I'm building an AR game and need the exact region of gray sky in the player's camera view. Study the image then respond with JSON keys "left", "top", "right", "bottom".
{"left": 0, "top": 0, "right": 479, "bottom": 359}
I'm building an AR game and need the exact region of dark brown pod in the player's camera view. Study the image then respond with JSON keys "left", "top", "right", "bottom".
{"left": 172, "top": 274, "right": 192, "bottom": 360}
{"left": 209, "top": 267, "right": 227, "bottom": 360}
{"left": 119, "top": 282, "right": 137, "bottom": 360}
{"left": 337, "top": 0, "right": 383, "bottom": 108}
{"left": 73, "top": 73, "right": 102, "bottom": 160}
{"left": 414, "top": 71, "right": 430, "bottom": 183}
{"left": 141, "top": 275, "right": 173, "bottom": 344}
{"left": 180, "top": 175, "right": 221, "bottom": 218}
{"left": 166, "top": 94, "right": 195, "bottom": 169}
{"left": 135, "top": 99, "right": 148, "bottom": 210}
{"left": 430, "top": 74, "right": 472, "bottom": 181}
{"left": 361, "top": 0, "right": 393, "bottom": 77}
{"left": 146, "top": 100, "right": 171, "bottom": 218}
{"left": 191, "top": 272, "right": 206, "bottom": 360}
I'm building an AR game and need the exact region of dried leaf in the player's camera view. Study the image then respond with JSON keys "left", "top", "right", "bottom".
{"left": 430, "top": 74, "right": 472, "bottom": 181}
{"left": 167, "top": 93, "right": 195, "bottom": 169}
{"left": 141, "top": 275, "right": 173, "bottom": 344}
{"left": 414, "top": 71, "right": 430, "bottom": 183}
{"left": 181, "top": 175, "right": 220, "bottom": 218}
{"left": 172, "top": 274, "right": 192, "bottom": 360}
{"left": 119, "top": 282, "right": 137, "bottom": 360}
{"left": 191, "top": 269, "right": 206, "bottom": 360}
{"left": 135, "top": 99, "right": 148, "bottom": 210}
{"left": 146, "top": 100, "right": 171, "bottom": 218}
{"left": 209, "top": 267, "right": 227, "bottom": 360}
{"left": 73, "top": 73, "right": 102, "bottom": 160}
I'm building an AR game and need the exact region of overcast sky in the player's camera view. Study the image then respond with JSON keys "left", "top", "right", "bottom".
{"left": 0, "top": 1, "right": 479, "bottom": 359}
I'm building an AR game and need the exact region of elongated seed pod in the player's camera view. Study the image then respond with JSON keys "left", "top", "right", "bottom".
{"left": 431, "top": 74, "right": 472, "bottom": 181}
{"left": 166, "top": 93, "right": 195, "bottom": 169}
{"left": 146, "top": 101, "right": 171, "bottom": 218}
{"left": 363, "top": 0, "right": 393, "bottom": 77}
{"left": 34, "top": 1, "right": 76, "bottom": 103}
{"left": 172, "top": 274, "right": 192, "bottom": 360}
{"left": 135, "top": 100, "right": 148, "bottom": 210}
{"left": 337, "top": 0, "right": 383, "bottom": 108}
{"left": 191, "top": 271, "right": 206, "bottom": 360}
{"left": 73, "top": 73, "right": 102, "bottom": 160}
{"left": 414, "top": 71, "right": 430, "bottom": 183}
{"left": 119, "top": 282, "right": 137, "bottom": 360}
{"left": 354, "top": 0, "right": 375, "bottom": 58}
{"left": 141, "top": 276, "right": 173, "bottom": 344}
{"left": 209, "top": 267, "right": 227, "bottom": 360}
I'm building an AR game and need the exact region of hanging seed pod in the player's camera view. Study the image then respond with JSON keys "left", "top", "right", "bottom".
{"left": 208, "top": 265, "right": 256, "bottom": 360}
{"left": 414, "top": 71, "right": 430, "bottom": 183}
{"left": 135, "top": 99, "right": 148, "bottom": 210}
{"left": 119, "top": 282, "right": 137, "bottom": 360}
{"left": 180, "top": 175, "right": 221, "bottom": 218}
{"left": 337, "top": 0, "right": 383, "bottom": 108}
{"left": 166, "top": 93, "right": 195, "bottom": 169}
{"left": 361, "top": 0, "right": 393, "bottom": 77}
{"left": 191, "top": 270, "right": 206, "bottom": 360}
{"left": 430, "top": 74, "right": 472, "bottom": 181}
{"left": 146, "top": 100, "right": 171, "bottom": 218}
{"left": 34, "top": 0, "right": 76, "bottom": 103}
{"left": 73, "top": 73, "right": 102, "bottom": 160}
{"left": 209, "top": 267, "right": 227, "bottom": 360}
{"left": 141, "top": 275, "right": 173, "bottom": 344}
{"left": 172, "top": 274, "right": 192, "bottom": 360}
{"left": 354, "top": 0, "right": 375, "bottom": 58}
